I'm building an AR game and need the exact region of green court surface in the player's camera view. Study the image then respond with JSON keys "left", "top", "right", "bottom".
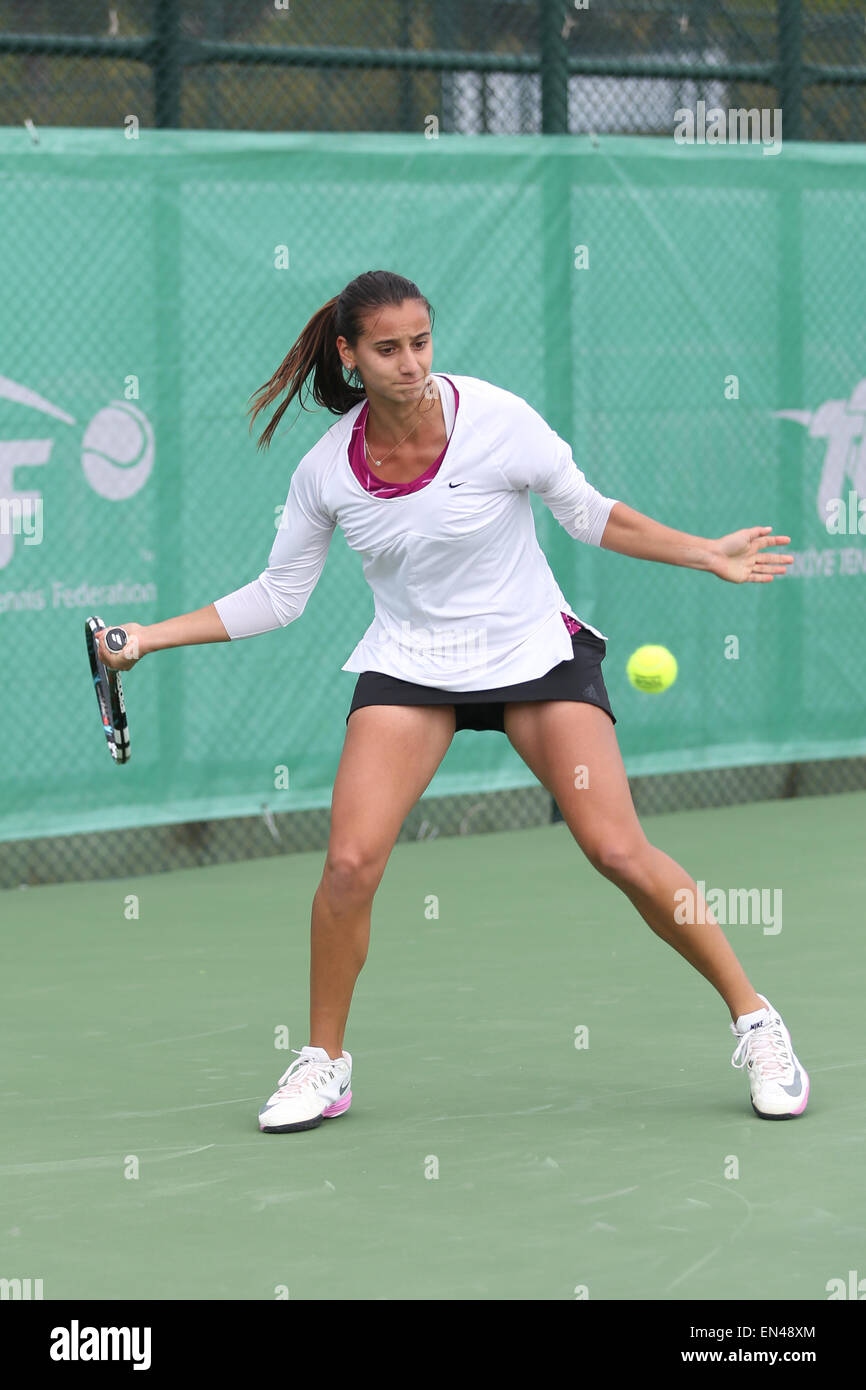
{"left": 2, "top": 791, "right": 863, "bottom": 1302}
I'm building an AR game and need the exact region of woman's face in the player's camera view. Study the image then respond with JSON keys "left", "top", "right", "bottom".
{"left": 338, "top": 299, "right": 433, "bottom": 407}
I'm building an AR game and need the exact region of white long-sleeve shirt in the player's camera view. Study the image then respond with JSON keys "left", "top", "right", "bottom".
{"left": 213, "top": 373, "right": 618, "bottom": 691}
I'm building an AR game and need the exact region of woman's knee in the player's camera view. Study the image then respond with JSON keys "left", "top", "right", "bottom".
{"left": 321, "top": 847, "right": 387, "bottom": 903}
{"left": 586, "top": 836, "right": 654, "bottom": 887}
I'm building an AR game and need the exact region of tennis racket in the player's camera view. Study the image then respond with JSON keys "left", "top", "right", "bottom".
{"left": 85, "top": 615, "right": 131, "bottom": 764}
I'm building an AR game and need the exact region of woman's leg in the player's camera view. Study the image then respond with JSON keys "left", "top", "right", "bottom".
{"left": 503, "top": 700, "right": 766, "bottom": 1023}
{"left": 311, "top": 702, "right": 457, "bottom": 1058}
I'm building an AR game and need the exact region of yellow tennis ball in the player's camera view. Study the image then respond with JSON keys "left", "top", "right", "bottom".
{"left": 626, "top": 645, "right": 678, "bottom": 693}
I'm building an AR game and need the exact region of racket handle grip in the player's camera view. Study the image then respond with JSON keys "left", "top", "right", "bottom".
{"left": 105, "top": 626, "right": 129, "bottom": 654}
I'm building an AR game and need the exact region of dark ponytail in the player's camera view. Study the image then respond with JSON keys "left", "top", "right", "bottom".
{"left": 247, "top": 269, "right": 434, "bottom": 452}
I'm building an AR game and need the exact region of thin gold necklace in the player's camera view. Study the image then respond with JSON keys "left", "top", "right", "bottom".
{"left": 364, "top": 380, "right": 437, "bottom": 468}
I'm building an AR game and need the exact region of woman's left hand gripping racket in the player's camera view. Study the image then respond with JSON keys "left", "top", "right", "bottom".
{"left": 85, "top": 615, "right": 131, "bottom": 763}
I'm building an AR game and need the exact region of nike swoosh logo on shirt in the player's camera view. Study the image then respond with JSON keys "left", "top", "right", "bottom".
{"left": 448, "top": 481, "right": 466, "bottom": 488}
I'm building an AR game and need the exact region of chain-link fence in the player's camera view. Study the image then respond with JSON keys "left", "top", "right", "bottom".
{"left": 4, "top": 755, "right": 866, "bottom": 890}
{"left": 1, "top": 1, "right": 865, "bottom": 141}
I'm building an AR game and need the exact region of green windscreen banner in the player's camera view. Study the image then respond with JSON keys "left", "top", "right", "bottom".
{"left": 0, "top": 129, "right": 864, "bottom": 842}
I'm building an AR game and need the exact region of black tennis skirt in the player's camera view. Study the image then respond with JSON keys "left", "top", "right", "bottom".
{"left": 346, "top": 626, "right": 616, "bottom": 733}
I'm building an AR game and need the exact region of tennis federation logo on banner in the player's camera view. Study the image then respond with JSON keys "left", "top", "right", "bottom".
{"left": 774, "top": 377, "right": 866, "bottom": 532}
{"left": 0, "top": 375, "right": 154, "bottom": 569}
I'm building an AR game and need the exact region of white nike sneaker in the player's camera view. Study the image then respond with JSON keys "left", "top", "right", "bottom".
{"left": 258, "top": 1046, "right": 353, "bottom": 1134}
{"left": 730, "top": 994, "right": 809, "bottom": 1119}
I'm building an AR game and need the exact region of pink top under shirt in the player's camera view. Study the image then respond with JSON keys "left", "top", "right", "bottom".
{"left": 348, "top": 380, "right": 582, "bottom": 641}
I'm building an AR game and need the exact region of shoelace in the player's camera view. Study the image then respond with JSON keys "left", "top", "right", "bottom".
{"left": 273, "top": 1049, "right": 339, "bottom": 1098}
{"left": 730, "top": 1018, "right": 792, "bottom": 1081}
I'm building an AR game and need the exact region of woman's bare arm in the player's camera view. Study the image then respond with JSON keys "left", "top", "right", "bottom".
{"left": 96, "top": 604, "right": 230, "bottom": 669}
{"left": 141, "top": 604, "right": 230, "bottom": 654}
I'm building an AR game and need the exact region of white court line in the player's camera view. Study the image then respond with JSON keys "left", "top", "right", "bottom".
{"left": 129, "top": 1023, "right": 249, "bottom": 1048}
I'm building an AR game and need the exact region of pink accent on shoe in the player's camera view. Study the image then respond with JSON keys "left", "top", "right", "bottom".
{"left": 322, "top": 1091, "right": 351, "bottom": 1118}
{"left": 790, "top": 1079, "right": 810, "bottom": 1116}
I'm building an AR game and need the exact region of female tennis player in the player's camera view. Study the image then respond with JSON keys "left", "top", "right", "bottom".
{"left": 97, "top": 269, "right": 809, "bottom": 1134}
